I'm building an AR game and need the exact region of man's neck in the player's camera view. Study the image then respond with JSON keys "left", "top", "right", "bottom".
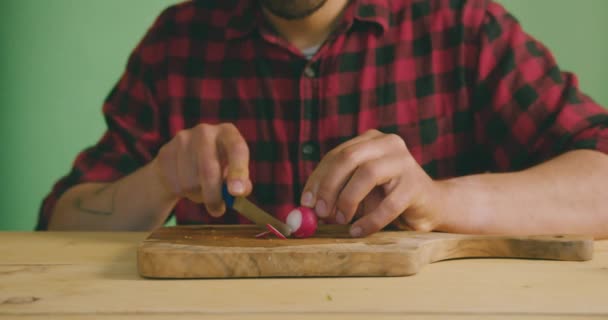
{"left": 262, "top": 0, "right": 350, "bottom": 52}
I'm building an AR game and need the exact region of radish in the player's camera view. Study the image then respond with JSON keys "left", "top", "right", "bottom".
{"left": 283, "top": 206, "right": 318, "bottom": 238}
{"left": 265, "top": 223, "right": 288, "bottom": 239}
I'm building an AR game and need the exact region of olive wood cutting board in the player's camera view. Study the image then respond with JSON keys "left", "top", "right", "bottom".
{"left": 137, "top": 225, "right": 593, "bottom": 278}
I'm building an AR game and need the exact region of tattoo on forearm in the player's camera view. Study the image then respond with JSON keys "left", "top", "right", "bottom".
{"left": 74, "top": 183, "right": 119, "bottom": 216}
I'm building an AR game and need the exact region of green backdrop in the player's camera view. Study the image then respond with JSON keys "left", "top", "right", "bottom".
{"left": 1, "top": 0, "right": 607, "bottom": 231}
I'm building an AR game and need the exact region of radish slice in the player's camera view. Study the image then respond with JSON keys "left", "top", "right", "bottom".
{"left": 255, "top": 230, "right": 272, "bottom": 238}
{"left": 265, "top": 224, "right": 287, "bottom": 239}
{"left": 284, "top": 206, "right": 318, "bottom": 238}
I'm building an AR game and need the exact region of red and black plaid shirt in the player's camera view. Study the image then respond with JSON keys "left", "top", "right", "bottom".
{"left": 38, "top": 0, "right": 608, "bottom": 230}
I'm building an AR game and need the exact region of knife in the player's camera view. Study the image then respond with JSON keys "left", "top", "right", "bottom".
{"left": 222, "top": 184, "right": 293, "bottom": 237}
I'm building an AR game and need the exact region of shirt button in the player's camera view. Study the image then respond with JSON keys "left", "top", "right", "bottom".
{"left": 303, "top": 66, "right": 316, "bottom": 78}
{"left": 302, "top": 143, "right": 315, "bottom": 155}
{"left": 301, "top": 142, "right": 320, "bottom": 161}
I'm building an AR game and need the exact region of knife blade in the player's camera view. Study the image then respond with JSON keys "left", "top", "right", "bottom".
{"left": 222, "top": 184, "right": 292, "bottom": 237}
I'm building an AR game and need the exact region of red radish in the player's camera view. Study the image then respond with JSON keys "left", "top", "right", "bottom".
{"left": 255, "top": 230, "right": 271, "bottom": 239}
{"left": 283, "top": 206, "right": 318, "bottom": 238}
{"left": 265, "top": 224, "right": 287, "bottom": 239}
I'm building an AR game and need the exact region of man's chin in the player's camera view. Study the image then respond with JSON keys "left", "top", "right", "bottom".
{"left": 260, "top": 0, "right": 328, "bottom": 20}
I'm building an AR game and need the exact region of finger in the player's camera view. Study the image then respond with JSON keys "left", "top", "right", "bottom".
{"left": 335, "top": 155, "right": 405, "bottom": 224}
{"left": 327, "top": 129, "right": 384, "bottom": 153}
{"left": 175, "top": 131, "right": 198, "bottom": 196}
{"left": 314, "top": 134, "right": 404, "bottom": 220}
{"left": 350, "top": 189, "right": 409, "bottom": 237}
{"left": 357, "top": 186, "right": 385, "bottom": 218}
{"left": 193, "top": 127, "right": 225, "bottom": 217}
{"left": 217, "top": 123, "right": 251, "bottom": 196}
{"left": 155, "top": 141, "right": 181, "bottom": 196}
{"left": 300, "top": 129, "right": 383, "bottom": 211}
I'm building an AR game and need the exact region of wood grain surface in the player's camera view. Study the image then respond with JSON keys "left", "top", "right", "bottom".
{"left": 137, "top": 225, "right": 593, "bottom": 278}
{"left": 2, "top": 232, "right": 607, "bottom": 319}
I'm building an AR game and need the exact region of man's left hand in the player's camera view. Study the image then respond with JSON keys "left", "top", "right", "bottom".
{"left": 300, "top": 130, "right": 445, "bottom": 237}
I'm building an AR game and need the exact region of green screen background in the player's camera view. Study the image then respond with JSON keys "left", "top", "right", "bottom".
{"left": 1, "top": 0, "right": 607, "bottom": 230}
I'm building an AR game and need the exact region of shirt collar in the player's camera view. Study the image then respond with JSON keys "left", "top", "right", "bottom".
{"left": 352, "top": 0, "right": 392, "bottom": 32}
{"left": 224, "top": 0, "right": 392, "bottom": 40}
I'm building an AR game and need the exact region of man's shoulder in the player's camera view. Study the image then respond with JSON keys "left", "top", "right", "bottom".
{"left": 389, "top": 0, "right": 489, "bottom": 11}
{"left": 385, "top": 0, "right": 489, "bottom": 32}
{"left": 155, "top": 0, "right": 241, "bottom": 33}
{"left": 169, "top": 0, "right": 239, "bottom": 15}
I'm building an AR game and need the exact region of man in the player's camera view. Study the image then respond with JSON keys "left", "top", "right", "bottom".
{"left": 40, "top": 0, "right": 608, "bottom": 238}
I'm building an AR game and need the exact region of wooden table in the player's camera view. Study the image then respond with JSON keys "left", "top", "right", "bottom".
{"left": 1, "top": 232, "right": 607, "bottom": 319}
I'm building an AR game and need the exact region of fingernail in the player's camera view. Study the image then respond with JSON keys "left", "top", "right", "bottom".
{"left": 229, "top": 180, "right": 245, "bottom": 194}
{"left": 350, "top": 226, "right": 362, "bottom": 237}
{"left": 336, "top": 211, "right": 346, "bottom": 224}
{"left": 315, "top": 200, "right": 328, "bottom": 218}
{"left": 208, "top": 207, "right": 225, "bottom": 218}
{"left": 301, "top": 192, "right": 314, "bottom": 207}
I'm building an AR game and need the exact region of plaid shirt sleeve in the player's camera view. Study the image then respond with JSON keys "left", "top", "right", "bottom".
{"left": 36, "top": 7, "right": 173, "bottom": 230}
{"left": 473, "top": 1, "right": 608, "bottom": 171}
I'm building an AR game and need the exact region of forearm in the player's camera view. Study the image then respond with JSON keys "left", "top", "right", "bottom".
{"left": 437, "top": 150, "right": 608, "bottom": 239}
{"left": 48, "top": 161, "right": 179, "bottom": 231}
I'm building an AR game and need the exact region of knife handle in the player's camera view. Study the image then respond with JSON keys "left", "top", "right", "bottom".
{"left": 222, "top": 184, "right": 236, "bottom": 209}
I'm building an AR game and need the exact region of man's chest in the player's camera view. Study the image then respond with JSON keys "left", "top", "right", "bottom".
{"left": 164, "top": 34, "right": 480, "bottom": 178}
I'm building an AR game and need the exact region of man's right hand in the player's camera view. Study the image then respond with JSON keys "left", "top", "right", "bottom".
{"left": 153, "top": 123, "right": 252, "bottom": 217}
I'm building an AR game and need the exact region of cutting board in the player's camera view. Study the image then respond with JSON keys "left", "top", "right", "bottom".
{"left": 137, "top": 225, "right": 593, "bottom": 278}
